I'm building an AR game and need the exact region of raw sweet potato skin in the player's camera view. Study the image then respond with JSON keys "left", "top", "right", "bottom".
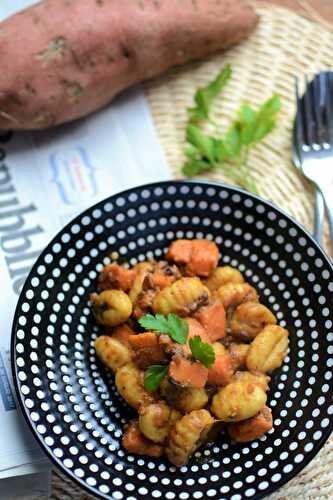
{"left": 0, "top": 0, "right": 258, "bottom": 130}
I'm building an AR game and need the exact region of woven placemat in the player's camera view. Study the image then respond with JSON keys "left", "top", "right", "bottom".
{"left": 51, "top": 5, "right": 333, "bottom": 500}
{"left": 144, "top": 5, "right": 333, "bottom": 499}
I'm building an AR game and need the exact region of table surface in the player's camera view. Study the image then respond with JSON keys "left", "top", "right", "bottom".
{"left": 255, "top": 0, "right": 333, "bottom": 26}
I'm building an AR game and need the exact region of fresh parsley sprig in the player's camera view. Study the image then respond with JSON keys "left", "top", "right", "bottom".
{"left": 188, "top": 64, "right": 232, "bottom": 122}
{"left": 139, "top": 313, "right": 188, "bottom": 345}
{"left": 144, "top": 364, "right": 169, "bottom": 392}
{"left": 182, "top": 65, "right": 281, "bottom": 194}
{"left": 140, "top": 313, "right": 216, "bottom": 390}
{"left": 189, "top": 335, "right": 215, "bottom": 368}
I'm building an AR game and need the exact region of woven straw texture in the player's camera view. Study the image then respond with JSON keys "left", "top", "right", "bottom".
{"left": 50, "top": 6, "right": 333, "bottom": 500}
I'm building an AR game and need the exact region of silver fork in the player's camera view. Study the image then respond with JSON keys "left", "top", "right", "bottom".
{"left": 294, "top": 72, "right": 333, "bottom": 249}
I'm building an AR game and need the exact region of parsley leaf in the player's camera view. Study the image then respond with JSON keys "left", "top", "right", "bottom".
{"left": 189, "top": 335, "right": 215, "bottom": 368}
{"left": 144, "top": 365, "right": 168, "bottom": 392}
{"left": 182, "top": 159, "right": 211, "bottom": 177}
{"left": 186, "top": 124, "right": 216, "bottom": 163}
{"left": 166, "top": 314, "right": 189, "bottom": 344}
{"left": 238, "top": 103, "right": 257, "bottom": 145}
{"left": 182, "top": 65, "right": 281, "bottom": 195}
{"left": 188, "top": 64, "right": 232, "bottom": 122}
{"left": 224, "top": 122, "right": 242, "bottom": 158}
{"left": 139, "top": 313, "right": 189, "bottom": 345}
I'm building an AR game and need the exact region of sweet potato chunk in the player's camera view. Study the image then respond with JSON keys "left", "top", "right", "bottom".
{"left": 178, "top": 318, "right": 212, "bottom": 357}
{"left": 128, "top": 332, "right": 166, "bottom": 369}
{"left": 169, "top": 356, "right": 208, "bottom": 388}
{"left": 167, "top": 239, "right": 219, "bottom": 277}
{"left": 98, "top": 264, "right": 136, "bottom": 291}
{"left": 187, "top": 240, "right": 219, "bottom": 277}
{"left": 186, "top": 318, "right": 211, "bottom": 344}
{"left": 195, "top": 300, "right": 226, "bottom": 342}
{"left": 227, "top": 405, "right": 273, "bottom": 442}
{"left": 166, "top": 240, "right": 193, "bottom": 264}
{"left": 122, "top": 420, "right": 163, "bottom": 457}
{"left": 207, "top": 353, "right": 234, "bottom": 386}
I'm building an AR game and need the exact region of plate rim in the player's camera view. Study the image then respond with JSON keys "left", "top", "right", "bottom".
{"left": 10, "top": 179, "right": 333, "bottom": 500}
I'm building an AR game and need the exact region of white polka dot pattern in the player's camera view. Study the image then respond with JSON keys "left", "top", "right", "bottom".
{"left": 11, "top": 181, "right": 333, "bottom": 500}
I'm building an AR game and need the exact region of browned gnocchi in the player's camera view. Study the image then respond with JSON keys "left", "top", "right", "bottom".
{"left": 165, "top": 409, "right": 214, "bottom": 466}
{"left": 205, "top": 265, "right": 244, "bottom": 291}
{"left": 115, "top": 363, "right": 155, "bottom": 409}
{"left": 94, "top": 335, "right": 132, "bottom": 371}
{"left": 152, "top": 277, "right": 210, "bottom": 316}
{"left": 139, "top": 402, "right": 181, "bottom": 443}
{"left": 210, "top": 379, "right": 267, "bottom": 422}
{"left": 92, "top": 239, "right": 289, "bottom": 466}
{"left": 246, "top": 325, "right": 289, "bottom": 373}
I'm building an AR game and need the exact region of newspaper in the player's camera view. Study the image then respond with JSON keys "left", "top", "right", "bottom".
{"left": 0, "top": 0, "right": 171, "bottom": 484}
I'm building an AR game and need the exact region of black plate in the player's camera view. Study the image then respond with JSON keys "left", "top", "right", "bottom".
{"left": 11, "top": 180, "right": 333, "bottom": 500}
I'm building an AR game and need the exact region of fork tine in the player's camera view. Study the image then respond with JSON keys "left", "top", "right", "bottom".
{"left": 325, "top": 72, "right": 333, "bottom": 142}
{"left": 294, "top": 76, "right": 304, "bottom": 151}
{"left": 313, "top": 74, "right": 325, "bottom": 145}
{"left": 318, "top": 72, "right": 326, "bottom": 109}
{"left": 303, "top": 75, "right": 316, "bottom": 145}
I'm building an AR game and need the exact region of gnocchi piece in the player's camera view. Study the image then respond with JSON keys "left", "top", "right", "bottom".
{"left": 122, "top": 420, "right": 163, "bottom": 458}
{"left": 232, "top": 370, "right": 270, "bottom": 392}
{"left": 91, "top": 290, "right": 132, "bottom": 326}
{"left": 152, "top": 277, "right": 210, "bottom": 316}
{"left": 217, "top": 283, "right": 258, "bottom": 311}
{"left": 211, "top": 379, "right": 267, "bottom": 422}
{"left": 174, "top": 387, "right": 209, "bottom": 413}
{"left": 115, "top": 363, "right": 155, "bottom": 409}
{"left": 227, "top": 405, "right": 273, "bottom": 442}
{"left": 205, "top": 266, "right": 244, "bottom": 291}
{"left": 139, "top": 402, "right": 181, "bottom": 443}
{"left": 129, "top": 262, "right": 153, "bottom": 305}
{"left": 230, "top": 302, "right": 277, "bottom": 340}
{"left": 160, "top": 379, "right": 209, "bottom": 413}
{"left": 132, "top": 262, "right": 182, "bottom": 319}
{"left": 94, "top": 336, "right": 132, "bottom": 372}
{"left": 166, "top": 409, "right": 214, "bottom": 466}
{"left": 228, "top": 343, "right": 249, "bottom": 371}
{"left": 246, "top": 325, "right": 289, "bottom": 373}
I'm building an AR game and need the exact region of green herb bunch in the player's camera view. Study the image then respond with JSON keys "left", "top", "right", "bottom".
{"left": 183, "top": 64, "right": 281, "bottom": 194}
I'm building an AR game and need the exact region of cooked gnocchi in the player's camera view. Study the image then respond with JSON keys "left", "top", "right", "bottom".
{"left": 92, "top": 239, "right": 289, "bottom": 466}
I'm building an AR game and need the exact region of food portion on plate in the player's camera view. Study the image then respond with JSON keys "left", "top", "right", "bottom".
{"left": 92, "top": 239, "right": 289, "bottom": 466}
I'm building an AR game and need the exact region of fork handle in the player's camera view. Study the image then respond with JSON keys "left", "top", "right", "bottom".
{"left": 317, "top": 183, "right": 333, "bottom": 250}
{"left": 313, "top": 189, "right": 325, "bottom": 246}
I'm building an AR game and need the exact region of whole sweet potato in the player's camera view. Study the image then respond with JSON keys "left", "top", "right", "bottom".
{"left": 0, "top": 0, "right": 258, "bottom": 130}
